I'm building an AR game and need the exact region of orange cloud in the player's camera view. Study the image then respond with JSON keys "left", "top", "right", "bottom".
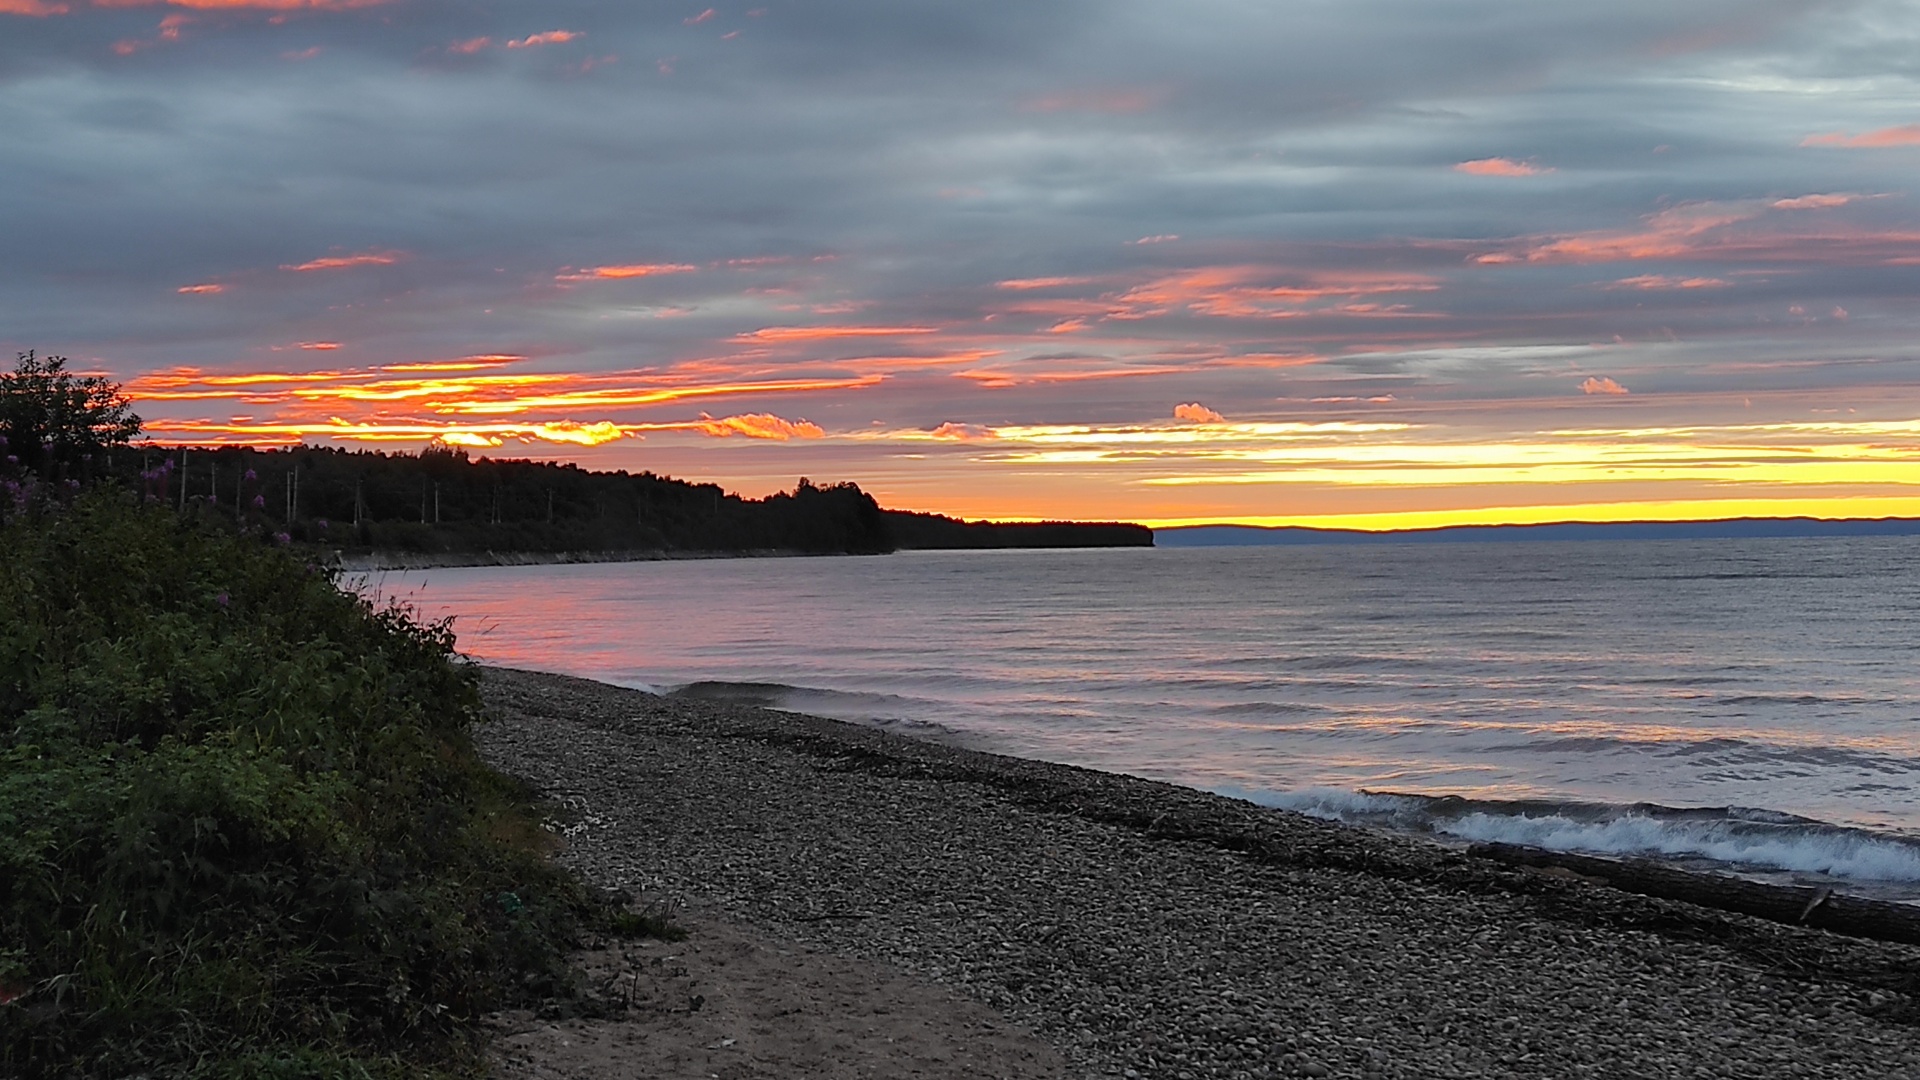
{"left": 1454, "top": 157, "right": 1548, "bottom": 177}
{"left": 507, "top": 29, "right": 580, "bottom": 48}
{"left": 141, "top": 416, "right": 633, "bottom": 448}
{"left": 1, "top": 0, "right": 68, "bottom": 14}
{"left": 733, "top": 325, "right": 938, "bottom": 342}
{"left": 692, "top": 412, "right": 824, "bottom": 440}
{"left": 1580, "top": 376, "right": 1629, "bottom": 395}
{"left": 1209, "top": 352, "right": 1324, "bottom": 369}
{"left": 1801, "top": 124, "right": 1920, "bottom": 148}
{"left": 528, "top": 419, "right": 624, "bottom": 445}
{"left": 382, "top": 355, "right": 525, "bottom": 372}
{"left": 447, "top": 36, "right": 491, "bottom": 54}
{"left": 558, "top": 262, "right": 698, "bottom": 281}
{"left": 297, "top": 341, "right": 340, "bottom": 351}
{"left": 177, "top": 282, "right": 224, "bottom": 294}
{"left": 128, "top": 363, "right": 883, "bottom": 419}
{"left": 1174, "top": 402, "right": 1226, "bottom": 423}
{"left": 282, "top": 250, "right": 402, "bottom": 272}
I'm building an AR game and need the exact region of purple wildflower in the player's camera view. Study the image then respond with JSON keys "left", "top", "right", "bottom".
{"left": 215, "top": 591, "right": 230, "bottom": 609}
{"left": 315, "top": 518, "right": 329, "bottom": 530}
{"left": 244, "top": 469, "right": 257, "bottom": 481}
{"left": 252, "top": 494, "right": 266, "bottom": 509}
{"left": 273, "top": 531, "right": 292, "bottom": 545}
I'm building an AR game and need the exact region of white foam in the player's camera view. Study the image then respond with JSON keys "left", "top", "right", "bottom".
{"left": 1254, "top": 787, "right": 1429, "bottom": 822}
{"left": 1434, "top": 812, "right": 1920, "bottom": 883}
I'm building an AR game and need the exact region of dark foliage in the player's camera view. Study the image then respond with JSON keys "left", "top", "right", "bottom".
{"left": 0, "top": 352, "right": 141, "bottom": 479}
{"left": 885, "top": 510, "right": 1154, "bottom": 549}
{"left": 110, "top": 445, "right": 898, "bottom": 556}
{"left": 0, "top": 494, "right": 623, "bottom": 1078}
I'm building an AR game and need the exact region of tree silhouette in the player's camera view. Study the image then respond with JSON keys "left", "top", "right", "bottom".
{"left": 0, "top": 351, "right": 142, "bottom": 475}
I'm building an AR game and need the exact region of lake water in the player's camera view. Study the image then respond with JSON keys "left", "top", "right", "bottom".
{"left": 367, "top": 537, "right": 1920, "bottom": 899}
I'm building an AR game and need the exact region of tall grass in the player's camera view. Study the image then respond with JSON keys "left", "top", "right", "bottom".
{"left": 0, "top": 492, "right": 612, "bottom": 1078}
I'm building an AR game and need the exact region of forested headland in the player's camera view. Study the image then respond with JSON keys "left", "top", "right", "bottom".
{"left": 111, "top": 444, "right": 1152, "bottom": 557}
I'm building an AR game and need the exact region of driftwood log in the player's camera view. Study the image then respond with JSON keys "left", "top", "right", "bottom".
{"left": 1468, "top": 841, "right": 1920, "bottom": 947}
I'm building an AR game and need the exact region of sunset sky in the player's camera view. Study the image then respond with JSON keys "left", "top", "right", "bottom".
{"left": 5, "top": 1, "right": 1920, "bottom": 527}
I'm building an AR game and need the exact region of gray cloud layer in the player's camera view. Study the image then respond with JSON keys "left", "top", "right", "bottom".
{"left": 4, "top": 0, "right": 1918, "bottom": 437}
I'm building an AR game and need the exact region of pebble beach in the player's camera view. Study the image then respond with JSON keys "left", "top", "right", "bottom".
{"left": 475, "top": 666, "right": 1920, "bottom": 1080}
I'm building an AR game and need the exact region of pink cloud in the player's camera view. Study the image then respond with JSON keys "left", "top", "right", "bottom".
{"left": 1607, "top": 274, "right": 1730, "bottom": 290}
{"left": 1472, "top": 195, "right": 1920, "bottom": 267}
{"left": 1021, "top": 87, "right": 1164, "bottom": 114}
{"left": 0, "top": 0, "right": 70, "bottom": 14}
{"left": 177, "top": 282, "right": 224, "bottom": 294}
{"left": 929, "top": 421, "right": 992, "bottom": 440}
{"left": 1801, "top": 124, "right": 1920, "bottom": 149}
{"left": 507, "top": 30, "right": 580, "bottom": 48}
{"left": 1173, "top": 402, "right": 1225, "bottom": 423}
{"left": 996, "top": 276, "right": 1095, "bottom": 290}
{"left": 1474, "top": 201, "right": 1766, "bottom": 265}
{"left": 103, "top": 0, "right": 392, "bottom": 9}
{"left": 446, "top": 36, "right": 491, "bottom": 54}
{"left": 733, "top": 325, "right": 938, "bottom": 342}
{"left": 1454, "top": 157, "right": 1548, "bottom": 177}
{"left": 1107, "top": 266, "right": 1439, "bottom": 320}
{"left": 1771, "top": 193, "right": 1855, "bottom": 210}
{"left": 282, "top": 45, "right": 321, "bottom": 59}
{"left": 1580, "top": 376, "right": 1629, "bottom": 395}
{"left": 683, "top": 7, "right": 715, "bottom": 24}
{"left": 693, "top": 412, "right": 824, "bottom": 440}
{"left": 281, "top": 250, "right": 402, "bottom": 272}
{"left": 1132, "top": 234, "right": 1179, "bottom": 245}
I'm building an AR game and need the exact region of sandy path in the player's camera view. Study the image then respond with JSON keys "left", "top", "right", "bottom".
{"left": 486, "top": 914, "right": 1063, "bottom": 1079}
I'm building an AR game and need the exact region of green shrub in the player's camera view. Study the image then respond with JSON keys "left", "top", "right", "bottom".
{"left": 0, "top": 492, "right": 607, "bottom": 1078}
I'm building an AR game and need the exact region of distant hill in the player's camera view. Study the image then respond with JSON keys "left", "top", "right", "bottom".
{"left": 886, "top": 511, "right": 1153, "bottom": 549}
{"left": 1155, "top": 518, "right": 1920, "bottom": 547}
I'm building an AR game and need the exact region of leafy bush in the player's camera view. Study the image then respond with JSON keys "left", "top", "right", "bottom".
{"left": 0, "top": 493, "right": 609, "bottom": 1078}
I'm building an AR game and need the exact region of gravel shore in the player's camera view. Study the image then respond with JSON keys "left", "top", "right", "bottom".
{"left": 475, "top": 666, "right": 1920, "bottom": 1080}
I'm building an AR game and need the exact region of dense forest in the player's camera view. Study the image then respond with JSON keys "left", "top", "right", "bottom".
{"left": 104, "top": 444, "right": 1151, "bottom": 556}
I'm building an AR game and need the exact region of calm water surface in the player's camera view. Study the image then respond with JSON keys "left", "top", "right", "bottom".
{"left": 372, "top": 538, "right": 1920, "bottom": 896}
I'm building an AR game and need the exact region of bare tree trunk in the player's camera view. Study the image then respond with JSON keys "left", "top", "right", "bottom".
{"left": 1469, "top": 842, "right": 1920, "bottom": 946}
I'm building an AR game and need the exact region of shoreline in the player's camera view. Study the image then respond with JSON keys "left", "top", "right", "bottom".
{"left": 334, "top": 547, "right": 832, "bottom": 572}
{"left": 475, "top": 665, "right": 1920, "bottom": 1080}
